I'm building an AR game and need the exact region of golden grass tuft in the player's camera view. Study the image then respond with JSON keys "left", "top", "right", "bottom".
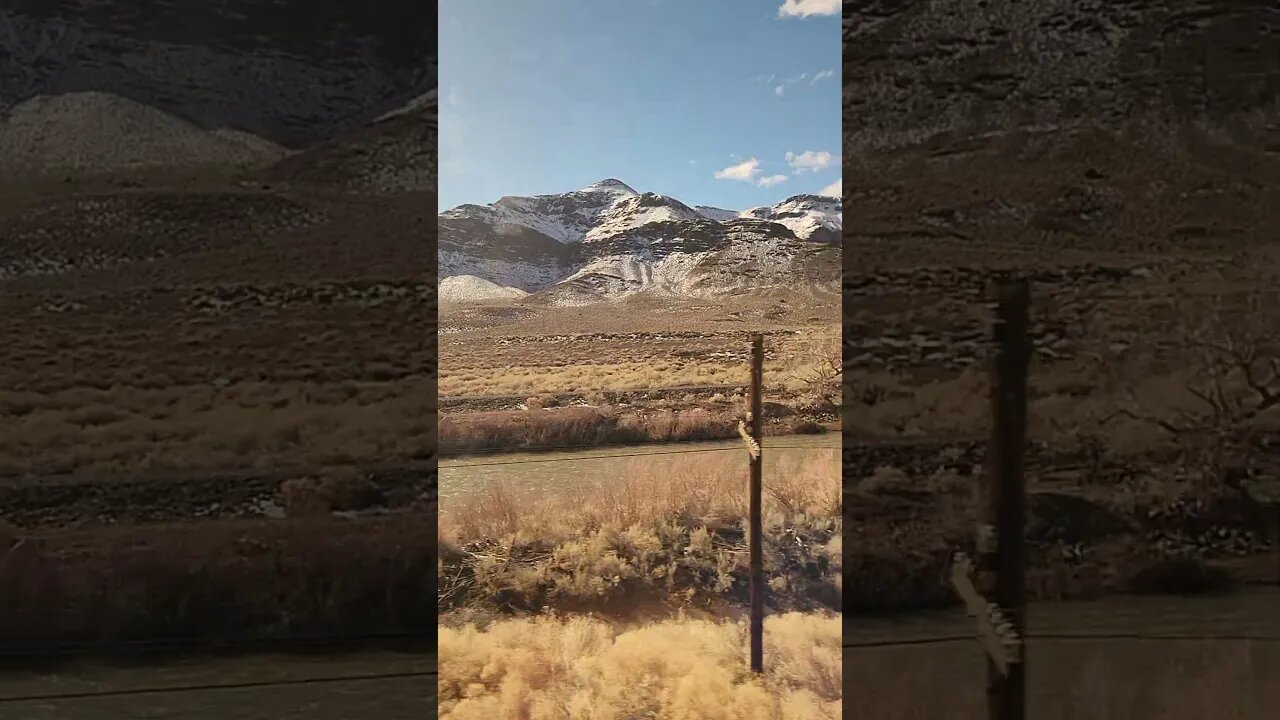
{"left": 438, "top": 612, "right": 841, "bottom": 720}
{"left": 440, "top": 453, "right": 840, "bottom": 543}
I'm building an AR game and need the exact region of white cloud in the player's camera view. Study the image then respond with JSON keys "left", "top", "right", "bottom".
{"left": 819, "top": 178, "right": 842, "bottom": 198}
{"left": 770, "top": 68, "right": 835, "bottom": 96}
{"left": 757, "top": 174, "right": 788, "bottom": 188}
{"left": 786, "top": 150, "right": 835, "bottom": 173}
{"left": 689, "top": 160, "right": 697, "bottom": 165}
{"left": 778, "top": 0, "right": 840, "bottom": 18}
{"left": 714, "top": 158, "right": 761, "bottom": 182}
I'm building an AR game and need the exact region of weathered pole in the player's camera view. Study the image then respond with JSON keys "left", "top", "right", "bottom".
{"left": 749, "top": 333, "right": 765, "bottom": 673}
{"left": 981, "top": 279, "right": 1031, "bottom": 720}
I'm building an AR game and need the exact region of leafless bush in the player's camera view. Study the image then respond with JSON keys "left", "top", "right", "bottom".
{"left": 1097, "top": 293, "right": 1279, "bottom": 496}
{"left": 787, "top": 337, "right": 841, "bottom": 410}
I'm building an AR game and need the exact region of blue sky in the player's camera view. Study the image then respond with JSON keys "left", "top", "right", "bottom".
{"left": 438, "top": 0, "right": 841, "bottom": 212}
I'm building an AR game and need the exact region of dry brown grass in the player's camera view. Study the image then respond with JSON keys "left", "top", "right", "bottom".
{"left": 0, "top": 515, "right": 435, "bottom": 650}
{"left": 438, "top": 356, "right": 839, "bottom": 397}
{"left": 841, "top": 361, "right": 1280, "bottom": 456}
{"left": 438, "top": 327, "right": 838, "bottom": 398}
{"left": 438, "top": 612, "right": 840, "bottom": 720}
{"left": 440, "top": 359, "right": 747, "bottom": 397}
{"left": 438, "top": 407, "right": 737, "bottom": 454}
{"left": 438, "top": 455, "right": 841, "bottom": 617}
{"left": 440, "top": 453, "right": 840, "bottom": 543}
{"left": 0, "top": 378, "right": 433, "bottom": 477}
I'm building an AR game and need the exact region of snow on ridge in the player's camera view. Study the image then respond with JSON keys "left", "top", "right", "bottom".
{"left": 438, "top": 179, "right": 840, "bottom": 304}
{"left": 439, "top": 274, "right": 529, "bottom": 303}
{"left": 694, "top": 205, "right": 740, "bottom": 222}
{"left": 581, "top": 178, "right": 639, "bottom": 195}
{"left": 440, "top": 178, "right": 644, "bottom": 244}
{"left": 582, "top": 193, "right": 705, "bottom": 241}
{"left": 740, "top": 194, "right": 842, "bottom": 240}
{"left": 373, "top": 89, "right": 438, "bottom": 123}
{"left": 439, "top": 250, "right": 570, "bottom": 291}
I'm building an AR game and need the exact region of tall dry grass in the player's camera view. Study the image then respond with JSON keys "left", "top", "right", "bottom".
{"left": 439, "top": 453, "right": 841, "bottom": 617}
{"left": 0, "top": 515, "right": 435, "bottom": 651}
{"left": 438, "top": 407, "right": 737, "bottom": 454}
{"left": 440, "top": 453, "right": 840, "bottom": 543}
{"left": 438, "top": 612, "right": 840, "bottom": 720}
{"left": 0, "top": 379, "right": 433, "bottom": 477}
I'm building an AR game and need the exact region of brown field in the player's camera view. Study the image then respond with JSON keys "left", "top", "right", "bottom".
{"left": 439, "top": 454, "right": 840, "bottom": 619}
{"left": 439, "top": 291, "right": 840, "bottom": 418}
{"left": 0, "top": 181, "right": 436, "bottom": 502}
{"left": 0, "top": 179, "right": 438, "bottom": 654}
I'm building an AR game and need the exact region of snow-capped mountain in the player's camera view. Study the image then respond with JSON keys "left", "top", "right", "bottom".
{"left": 439, "top": 180, "right": 840, "bottom": 304}
{"left": 693, "top": 205, "right": 742, "bottom": 223}
{"left": 439, "top": 178, "right": 639, "bottom": 244}
{"left": 741, "top": 194, "right": 842, "bottom": 245}
{"left": 583, "top": 192, "right": 705, "bottom": 241}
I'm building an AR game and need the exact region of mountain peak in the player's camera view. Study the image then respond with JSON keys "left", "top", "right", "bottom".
{"left": 582, "top": 178, "right": 637, "bottom": 194}
{"left": 780, "top": 193, "right": 840, "bottom": 205}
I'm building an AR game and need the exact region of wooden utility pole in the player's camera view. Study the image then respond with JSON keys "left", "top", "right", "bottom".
{"left": 980, "top": 279, "right": 1032, "bottom": 720}
{"left": 747, "top": 333, "right": 765, "bottom": 673}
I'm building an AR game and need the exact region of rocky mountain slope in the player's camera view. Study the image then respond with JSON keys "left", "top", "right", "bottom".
{"left": 741, "top": 195, "right": 843, "bottom": 245}
{"left": 439, "top": 180, "right": 841, "bottom": 304}
{"left": 0, "top": 1, "right": 435, "bottom": 150}
{"left": 259, "top": 90, "right": 437, "bottom": 194}
{"left": 841, "top": 0, "right": 1280, "bottom": 257}
{"left": 844, "top": 0, "right": 1280, "bottom": 157}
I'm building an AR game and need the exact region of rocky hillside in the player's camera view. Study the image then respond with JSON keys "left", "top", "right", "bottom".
{"left": 439, "top": 180, "right": 841, "bottom": 304}
{"left": 0, "top": 1, "right": 435, "bottom": 150}
{"left": 841, "top": 0, "right": 1280, "bottom": 256}
{"left": 844, "top": 0, "right": 1280, "bottom": 156}
{"left": 259, "top": 91, "right": 437, "bottom": 193}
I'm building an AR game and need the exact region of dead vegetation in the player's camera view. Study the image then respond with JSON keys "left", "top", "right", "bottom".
{"left": 438, "top": 454, "right": 840, "bottom": 616}
{"left": 439, "top": 406, "right": 739, "bottom": 453}
{"left": 0, "top": 377, "right": 434, "bottom": 478}
{"left": 0, "top": 515, "right": 435, "bottom": 651}
{"left": 438, "top": 612, "right": 841, "bottom": 720}
{"left": 1093, "top": 293, "right": 1280, "bottom": 495}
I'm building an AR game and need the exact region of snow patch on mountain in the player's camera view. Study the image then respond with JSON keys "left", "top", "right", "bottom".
{"left": 440, "top": 178, "right": 639, "bottom": 244}
{"left": 438, "top": 180, "right": 841, "bottom": 304}
{"left": 582, "top": 193, "right": 704, "bottom": 241}
{"left": 693, "top": 205, "right": 740, "bottom": 222}
{"left": 741, "top": 194, "right": 842, "bottom": 241}
{"left": 439, "top": 274, "right": 529, "bottom": 303}
{"left": 438, "top": 251, "right": 569, "bottom": 291}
